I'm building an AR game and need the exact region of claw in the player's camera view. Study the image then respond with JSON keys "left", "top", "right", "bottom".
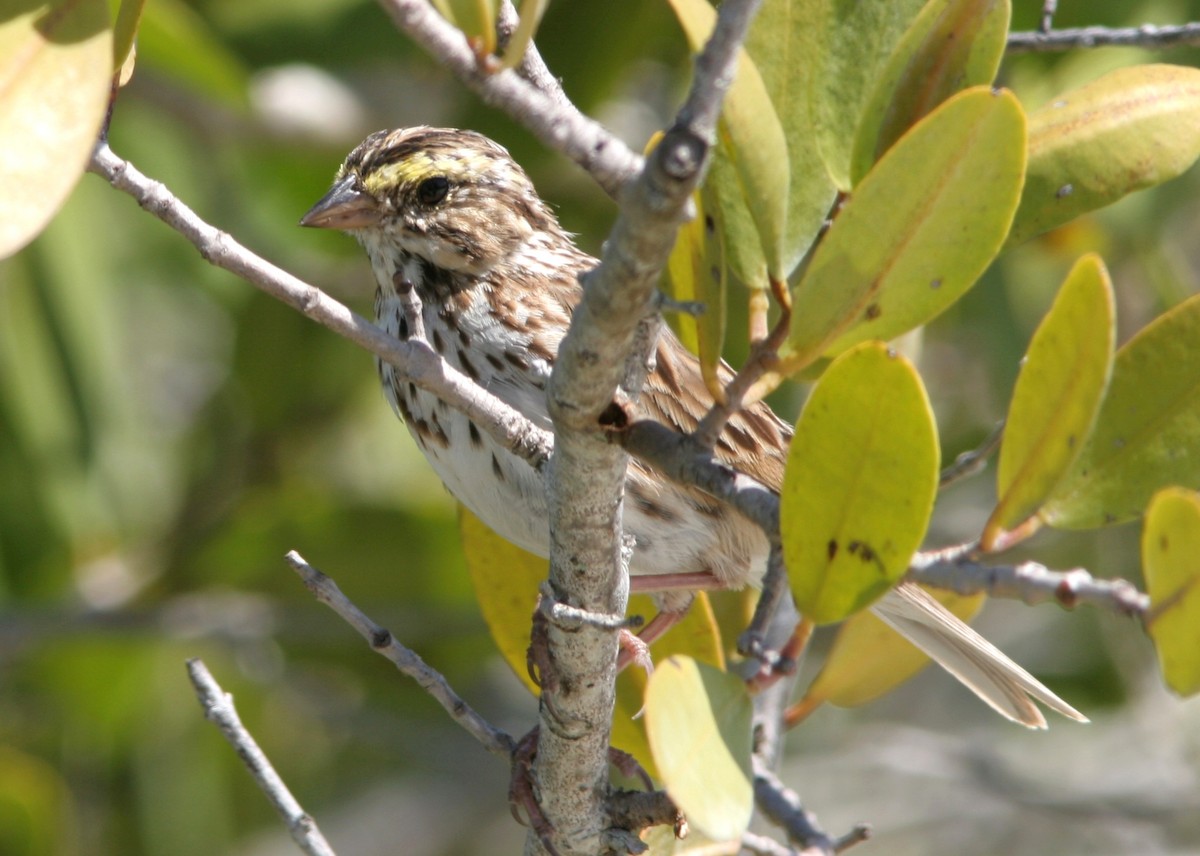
{"left": 508, "top": 728, "right": 561, "bottom": 856}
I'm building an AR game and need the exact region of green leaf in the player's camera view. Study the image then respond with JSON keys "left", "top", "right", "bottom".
{"left": 434, "top": 0, "right": 499, "bottom": 56}
{"left": 783, "top": 87, "right": 1026, "bottom": 373}
{"left": 111, "top": 0, "right": 145, "bottom": 70}
{"left": 804, "top": 0, "right": 928, "bottom": 190}
{"left": 1045, "top": 292, "right": 1200, "bottom": 528}
{"left": 645, "top": 656, "right": 753, "bottom": 842}
{"left": 790, "top": 589, "right": 983, "bottom": 720}
{"left": 0, "top": 0, "right": 112, "bottom": 259}
{"left": 851, "top": 0, "right": 1010, "bottom": 185}
{"left": 744, "top": 0, "right": 838, "bottom": 273}
{"left": 666, "top": 0, "right": 790, "bottom": 280}
{"left": 663, "top": 186, "right": 727, "bottom": 400}
{"left": 781, "top": 342, "right": 939, "bottom": 624}
{"left": 497, "top": 0, "right": 548, "bottom": 69}
{"left": 1142, "top": 488, "right": 1200, "bottom": 696}
{"left": 1008, "top": 64, "right": 1200, "bottom": 247}
{"left": 982, "top": 254, "right": 1115, "bottom": 551}
{"left": 705, "top": 132, "right": 767, "bottom": 288}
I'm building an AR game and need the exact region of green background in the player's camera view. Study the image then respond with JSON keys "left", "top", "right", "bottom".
{"left": 3, "top": 1, "right": 1200, "bottom": 853}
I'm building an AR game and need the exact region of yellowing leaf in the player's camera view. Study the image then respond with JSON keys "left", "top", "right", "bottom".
{"left": 1009, "top": 64, "right": 1200, "bottom": 246}
{"left": 982, "top": 254, "right": 1115, "bottom": 551}
{"left": 851, "top": 0, "right": 1010, "bottom": 184}
{"left": 795, "top": 589, "right": 984, "bottom": 715}
{"left": 666, "top": 0, "right": 790, "bottom": 280}
{"left": 781, "top": 343, "right": 939, "bottom": 624}
{"left": 1142, "top": 488, "right": 1200, "bottom": 696}
{"left": 460, "top": 505, "right": 545, "bottom": 694}
{"left": 460, "top": 506, "right": 724, "bottom": 776}
{"left": 783, "top": 87, "right": 1026, "bottom": 373}
{"left": 1045, "top": 292, "right": 1200, "bottom": 528}
{"left": 0, "top": 0, "right": 113, "bottom": 259}
{"left": 645, "top": 656, "right": 753, "bottom": 842}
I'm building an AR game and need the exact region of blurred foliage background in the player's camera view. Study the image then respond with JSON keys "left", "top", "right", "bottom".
{"left": 4, "top": 1, "right": 1200, "bottom": 854}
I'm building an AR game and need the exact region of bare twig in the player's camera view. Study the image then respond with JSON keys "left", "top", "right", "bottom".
{"left": 939, "top": 421, "right": 1004, "bottom": 489}
{"left": 752, "top": 759, "right": 836, "bottom": 855}
{"left": 87, "top": 142, "right": 553, "bottom": 474}
{"left": 284, "top": 551, "right": 516, "bottom": 758}
{"left": 186, "top": 659, "right": 338, "bottom": 856}
{"left": 909, "top": 548, "right": 1149, "bottom": 616}
{"left": 373, "top": 0, "right": 641, "bottom": 198}
{"left": 1039, "top": 0, "right": 1058, "bottom": 34}
{"left": 1008, "top": 22, "right": 1200, "bottom": 53}
{"left": 496, "top": 0, "right": 570, "bottom": 107}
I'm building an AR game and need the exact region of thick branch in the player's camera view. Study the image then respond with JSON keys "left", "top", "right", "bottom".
{"left": 530, "top": 3, "right": 765, "bottom": 852}
{"left": 87, "top": 142, "right": 552, "bottom": 474}
{"left": 1008, "top": 22, "right": 1200, "bottom": 53}
{"left": 187, "top": 659, "right": 338, "bottom": 856}
{"left": 373, "top": 0, "right": 641, "bottom": 198}
{"left": 285, "top": 551, "right": 516, "bottom": 759}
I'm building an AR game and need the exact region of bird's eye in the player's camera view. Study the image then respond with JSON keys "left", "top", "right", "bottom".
{"left": 417, "top": 176, "right": 450, "bottom": 206}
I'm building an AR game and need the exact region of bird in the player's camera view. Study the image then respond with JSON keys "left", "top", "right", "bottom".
{"left": 301, "top": 126, "right": 1086, "bottom": 728}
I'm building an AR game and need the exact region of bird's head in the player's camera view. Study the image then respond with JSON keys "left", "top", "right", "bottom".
{"left": 301, "top": 127, "right": 559, "bottom": 276}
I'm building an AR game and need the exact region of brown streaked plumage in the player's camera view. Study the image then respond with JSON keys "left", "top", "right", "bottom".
{"left": 302, "top": 127, "right": 1086, "bottom": 728}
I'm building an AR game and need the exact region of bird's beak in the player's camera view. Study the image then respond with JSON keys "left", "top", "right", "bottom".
{"left": 300, "top": 177, "right": 382, "bottom": 230}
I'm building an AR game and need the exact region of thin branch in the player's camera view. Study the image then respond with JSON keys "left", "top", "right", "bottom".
{"left": 620, "top": 419, "right": 1151, "bottom": 621}
{"left": 939, "top": 421, "right": 1004, "bottom": 489}
{"left": 284, "top": 551, "right": 516, "bottom": 759}
{"left": 620, "top": 419, "right": 779, "bottom": 534}
{"left": 373, "top": 0, "right": 641, "bottom": 198}
{"left": 752, "top": 759, "right": 837, "bottom": 856}
{"left": 87, "top": 142, "right": 553, "bottom": 475}
{"left": 909, "top": 548, "right": 1149, "bottom": 616}
{"left": 186, "top": 659, "right": 338, "bottom": 856}
{"left": 496, "top": 0, "right": 571, "bottom": 107}
{"left": 1007, "top": 22, "right": 1200, "bottom": 53}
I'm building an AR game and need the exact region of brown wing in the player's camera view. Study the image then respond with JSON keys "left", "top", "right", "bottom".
{"left": 639, "top": 327, "right": 792, "bottom": 493}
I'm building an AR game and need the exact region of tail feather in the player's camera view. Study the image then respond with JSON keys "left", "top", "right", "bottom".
{"left": 871, "top": 582, "right": 1088, "bottom": 729}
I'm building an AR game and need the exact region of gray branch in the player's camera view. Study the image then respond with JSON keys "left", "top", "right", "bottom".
{"left": 186, "top": 659, "right": 338, "bottom": 856}
{"left": 284, "top": 551, "right": 516, "bottom": 759}
{"left": 373, "top": 0, "right": 641, "bottom": 198}
{"left": 1008, "top": 22, "right": 1200, "bottom": 53}
{"left": 87, "top": 142, "right": 553, "bottom": 475}
{"left": 910, "top": 548, "right": 1149, "bottom": 616}
{"left": 530, "top": 3, "right": 764, "bottom": 851}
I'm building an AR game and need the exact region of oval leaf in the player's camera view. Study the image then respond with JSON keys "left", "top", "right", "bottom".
{"left": 666, "top": 0, "right": 790, "bottom": 280}
{"left": 645, "top": 656, "right": 753, "bottom": 842}
{"left": 805, "top": 0, "right": 928, "bottom": 189}
{"left": 0, "top": 0, "right": 113, "bottom": 259}
{"left": 851, "top": 0, "right": 1010, "bottom": 184}
{"left": 784, "top": 87, "right": 1026, "bottom": 373}
{"left": 981, "top": 254, "right": 1115, "bottom": 551}
{"left": 791, "top": 589, "right": 984, "bottom": 719}
{"left": 1142, "top": 487, "right": 1200, "bottom": 696}
{"left": 1045, "top": 292, "right": 1200, "bottom": 528}
{"left": 1009, "top": 64, "right": 1200, "bottom": 247}
{"left": 745, "top": 0, "right": 838, "bottom": 272}
{"left": 781, "top": 342, "right": 939, "bottom": 624}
